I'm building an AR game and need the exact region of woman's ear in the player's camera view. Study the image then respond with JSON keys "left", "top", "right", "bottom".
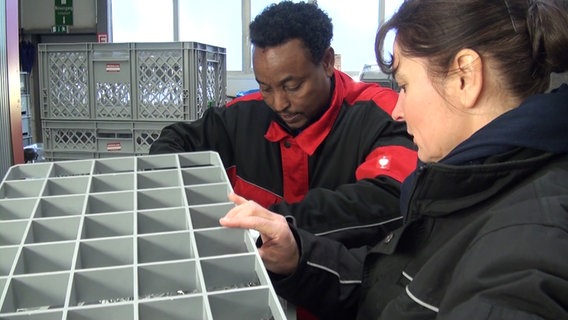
{"left": 453, "top": 48, "right": 483, "bottom": 109}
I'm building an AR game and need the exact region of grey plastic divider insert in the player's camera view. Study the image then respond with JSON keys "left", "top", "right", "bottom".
{"left": 0, "top": 151, "right": 287, "bottom": 319}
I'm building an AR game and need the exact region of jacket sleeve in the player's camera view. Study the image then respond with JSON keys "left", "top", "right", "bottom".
{"left": 271, "top": 226, "right": 368, "bottom": 320}
{"left": 271, "top": 176, "right": 406, "bottom": 248}
{"left": 438, "top": 223, "right": 568, "bottom": 320}
{"left": 269, "top": 119, "right": 417, "bottom": 248}
{"left": 149, "top": 107, "right": 236, "bottom": 166}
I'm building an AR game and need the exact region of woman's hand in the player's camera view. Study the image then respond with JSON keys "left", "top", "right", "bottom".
{"left": 219, "top": 192, "right": 300, "bottom": 275}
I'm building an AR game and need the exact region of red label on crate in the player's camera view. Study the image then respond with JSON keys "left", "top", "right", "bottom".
{"left": 107, "top": 142, "right": 122, "bottom": 151}
{"left": 106, "top": 63, "right": 120, "bottom": 72}
{"left": 97, "top": 33, "right": 108, "bottom": 43}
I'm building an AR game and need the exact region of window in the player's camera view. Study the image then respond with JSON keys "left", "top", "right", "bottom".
{"left": 316, "top": 0, "right": 379, "bottom": 72}
{"left": 111, "top": 0, "right": 173, "bottom": 42}
{"left": 382, "top": 0, "right": 404, "bottom": 59}
{"left": 110, "top": 1, "right": 402, "bottom": 73}
{"left": 252, "top": 0, "right": 303, "bottom": 17}
{"left": 178, "top": 0, "right": 242, "bottom": 71}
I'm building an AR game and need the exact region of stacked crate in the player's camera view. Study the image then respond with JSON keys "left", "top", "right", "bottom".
{"left": 20, "top": 72, "right": 33, "bottom": 147}
{"left": 38, "top": 42, "right": 226, "bottom": 161}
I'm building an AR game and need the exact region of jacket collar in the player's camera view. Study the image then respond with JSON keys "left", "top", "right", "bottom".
{"left": 264, "top": 69, "right": 349, "bottom": 156}
{"left": 401, "top": 84, "right": 568, "bottom": 218}
{"left": 403, "top": 151, "right": 556, "bottom": 221}
{"left": 442, "top": 84, "right": 568, "bottom": 165}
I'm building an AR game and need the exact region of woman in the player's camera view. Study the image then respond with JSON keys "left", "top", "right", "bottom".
{"left": 220, "top": 0, "right": 568, "bottom": 319}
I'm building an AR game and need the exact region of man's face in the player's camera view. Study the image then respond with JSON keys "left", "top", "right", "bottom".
{"left": 253, "top": 39, "right": 334, "bottom": 130}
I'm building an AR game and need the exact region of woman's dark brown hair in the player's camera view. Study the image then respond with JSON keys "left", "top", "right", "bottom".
{"left": 375, "top": 0, "right": 568, "bottom": 98}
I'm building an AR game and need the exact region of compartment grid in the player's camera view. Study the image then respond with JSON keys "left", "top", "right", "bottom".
{"left": 0, "top": 152, "right": 286, "bottom": 320}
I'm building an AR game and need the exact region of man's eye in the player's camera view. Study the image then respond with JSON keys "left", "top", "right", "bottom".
{"left": 285, "top": 84, "right": 301, "bottom": 92}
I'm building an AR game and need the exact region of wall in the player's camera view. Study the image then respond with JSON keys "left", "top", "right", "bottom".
{"left": 1, "top": 0, "right": 23, "bottom": 179}
{"left": 20, "top": 0, "right": 97, "bottom": 32}
{"left": 19, "top": 0, "right": 108, "bottom": 142}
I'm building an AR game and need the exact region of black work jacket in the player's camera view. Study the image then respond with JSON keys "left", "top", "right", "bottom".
{"left": 272, "top": 85, "right": 568, "bottom": 319}
{"left": 274, "top": 150, "right": 568, "bottom": 320}
{"left": 150, "top": 69, "right": 417, "bottom": 246}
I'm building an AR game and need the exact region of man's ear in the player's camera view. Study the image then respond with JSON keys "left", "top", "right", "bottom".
{"left": 322, "top": 47, "right": 335, "bottom": 77}
{"left": 452, "top": 48, "right": 483, "bottom": 109}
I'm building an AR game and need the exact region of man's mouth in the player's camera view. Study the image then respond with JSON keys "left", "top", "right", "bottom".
{"left": 280, "top": 113, "right": 300, "bottom": 123}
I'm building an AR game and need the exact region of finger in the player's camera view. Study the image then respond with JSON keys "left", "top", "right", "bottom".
{"left": 220, "top": 198, "right": 254, "bottom": 225}
{"left": 219, "top": 209, "right": 266, "bottom": 230}
{"left": 228, "top": 191, "right": 247, "bottom": 205}
{"left": 220, "top": 203, "right": 278, "bottom": 233}
{"left": 224, "top": 194, "right": 270, "bottom": 220}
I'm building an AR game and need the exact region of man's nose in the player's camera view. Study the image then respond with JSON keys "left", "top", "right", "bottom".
{"left": 272, "top": 90, "right": 290, "bottom": 112}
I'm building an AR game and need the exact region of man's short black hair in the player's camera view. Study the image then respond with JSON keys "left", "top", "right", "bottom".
{"left": 250, "top": 1, "right": 333, "bottom": 64}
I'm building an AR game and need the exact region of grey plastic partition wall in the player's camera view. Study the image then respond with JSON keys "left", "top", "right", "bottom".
{"left": 0, "top": 151, "right": 287, "bottom": 320}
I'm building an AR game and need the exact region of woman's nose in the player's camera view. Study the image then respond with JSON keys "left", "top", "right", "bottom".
{"left": 391, "top": 98, "right": 404, "bottom": 121}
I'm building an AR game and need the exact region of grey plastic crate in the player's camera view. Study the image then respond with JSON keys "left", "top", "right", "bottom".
{"left": 21, "top": 94, "right": 30, "bottom": 116}
{"left": 0, "top": 151, "right": 287, "bottom": 319}
{"left": 39, "top": 42, "right": 226, "bottom": 122}
{"left": 42, "top": 120, "right": 167, "bottom": 161}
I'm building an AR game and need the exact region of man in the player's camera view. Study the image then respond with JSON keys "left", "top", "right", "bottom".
{"left": 150, "top": 1, "right": 416, "bottom": 247}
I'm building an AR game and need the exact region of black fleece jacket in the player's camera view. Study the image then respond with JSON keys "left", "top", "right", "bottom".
{"left": 273, "top": 84, "right": 568, "bottom": 320}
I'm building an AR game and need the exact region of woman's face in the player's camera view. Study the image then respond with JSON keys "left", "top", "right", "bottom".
{"left": 391, "top": 41, "right": 468, "bottom": 163}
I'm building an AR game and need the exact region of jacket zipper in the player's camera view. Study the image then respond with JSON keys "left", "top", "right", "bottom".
{"left": 403, "top": 164, "right": 428, "bottom": 224}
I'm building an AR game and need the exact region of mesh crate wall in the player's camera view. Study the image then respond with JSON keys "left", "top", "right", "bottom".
{"left": 41, "top": 120, "right": 169, "bottom": 161}
{"left": 38, "top": 42, "right": 226, "bottom": 161}
{"left": 39, "top": 42, "right": 226, "bottom": 122}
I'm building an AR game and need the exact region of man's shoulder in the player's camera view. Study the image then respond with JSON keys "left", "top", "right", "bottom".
{"left": 226, "top": 91, "right": 264, "bottom": 107}
{"left": 335, "top": 70, "right": 399, "bottom": 114}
